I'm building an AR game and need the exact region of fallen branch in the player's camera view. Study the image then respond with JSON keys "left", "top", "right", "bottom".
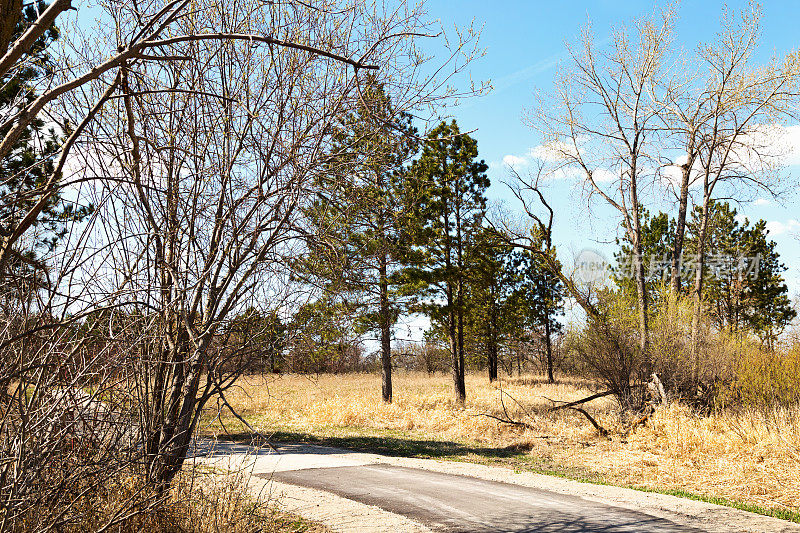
{"left": 544, "top": 394, "right": 612, "bottom": 439}
{"left": 544, "top": 390, "right": 615, "bottom": 412}
{"left": 479, "top": 412, "right": 536, "bottom": 430}
{"left": 568, "top": 406, "right": 609, "bottom": 439}
{"left": 478, "top": 384, "right": 540, "bottom": 432}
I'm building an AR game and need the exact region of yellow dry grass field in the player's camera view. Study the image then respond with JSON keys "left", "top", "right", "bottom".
{"left": 204, "top": 372, "right": 800, "bottom": 515}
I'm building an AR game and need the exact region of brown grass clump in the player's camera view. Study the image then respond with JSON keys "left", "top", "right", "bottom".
{"left": 14, "top": 467, "right": 324, "bottom": 533}
{"left": 205, "top": 371, "right": 800, "bottom": 515}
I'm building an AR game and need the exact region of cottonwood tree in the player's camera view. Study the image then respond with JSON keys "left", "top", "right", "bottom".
{"left": 658, "top": 5, "right": 800, "bottom": 303}
{"left": 677, "top": 6, "right": 799, "bottom": 362}
{"left": 528, "top": 6, "right": 675, "bottom": 355}
{"left": 402, "top": 120, "right": 489, "bottom": 404}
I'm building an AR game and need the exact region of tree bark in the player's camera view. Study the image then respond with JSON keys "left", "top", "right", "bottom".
{"left": 544, "top": 314, "right": 554, "bottom": 383}
{"left": 670, "top": 162, "right": 692, "bottom": 294}
{"left": 0, "top": 0, "right": 22, "bottom": 57}
{"left": 629, "top": 173, "right": 649, "bottom": 355}
{"left": 690, "top": 192, "right": 711, "bottom": 383}
{"left": 487, "top": 307, "right": 498, "bottom": 382}
{"left": 379, "top": 252, "right": 392, "bottom": 403}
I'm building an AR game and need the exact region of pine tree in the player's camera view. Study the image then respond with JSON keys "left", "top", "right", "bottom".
{"left": 0, "top": 1, "right": 91, "bottom": 309}
{"left": 687, "top": 202, "right": 796, "bottom": 346}
{"left": 463, "top": 227, "right": 514, "bottom": 382}
{"left": 509, "top": 244, "right": 565, "bottom": 382}
{"left": 298, "top": 77, "right": 417, "bottom": 401}
{"left": 613, "top": 201, "right": 795, "bottom": 347}
{"left": 402, "top": 120, "right": 489, "bottom": 404}
{"left": 612, "top": 207, "right": 675, "bottom": 308}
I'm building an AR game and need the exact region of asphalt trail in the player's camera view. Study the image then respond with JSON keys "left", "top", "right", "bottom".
{"left": 267, "top": 463, "right": 702, "bottom": 532}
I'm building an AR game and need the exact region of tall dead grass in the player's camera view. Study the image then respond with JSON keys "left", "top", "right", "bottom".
{"left": 207, "top": 372, "right": 800, "bottom": 514}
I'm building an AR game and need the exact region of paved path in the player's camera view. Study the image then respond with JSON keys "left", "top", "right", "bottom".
{"left": 192, "top": 441, "right": 800, "bottom": 533}
{"left": 270, "top": 462, "right": 696, "bottom": 532}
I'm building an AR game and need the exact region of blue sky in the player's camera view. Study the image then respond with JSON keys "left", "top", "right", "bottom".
{"left": 423, "top": 0, "right": 800, "bottom": 298}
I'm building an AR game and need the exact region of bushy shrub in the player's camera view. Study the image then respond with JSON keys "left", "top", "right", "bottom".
{"left": 15, "top": 468, "right": 294, "bottom": 533}
{"left": 564, "top": 290, "right": 651, "bottom": 409}
{"left": 723, "top": 342, "right": 800, "bottom": 407}
{"left": 565, "top": 288, "right": 800, "bottom": 410}
{"left": 565, "top": 289, "right": 737, "bottom": 409}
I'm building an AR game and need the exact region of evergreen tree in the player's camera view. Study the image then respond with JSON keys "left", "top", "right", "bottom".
{"left": 686, "top": 202, "right": 795, "bottom": 346}
{"left": 286, "top": 298, "right": 363, "bottom": 373}
{"left": 401, "top": 120, "right": 489, "bottom": 404}
{"left": 463, "top": 227, "right": 515, "bottom": 382}
{"left": 613, "top": 201, "right": 795, "bottom": 347}
{"left": 298, "top": 77, "right": 417, "bottom": 401}
{"left": 509, "top": 243, "right": 565, "bottom": 382}
{"left": 0, "top": 1, "right": 91, "bottom": 309}
{"left": 612, "top": 207, "right": 675, "bottom": 308}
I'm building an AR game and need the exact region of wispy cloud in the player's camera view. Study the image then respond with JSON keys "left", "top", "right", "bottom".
{"left": 491, "top": 53, "right": 562, "bottom": 94}
{"left": 502, "top": 154, "right": 528, "bottom": 167}
{"left": 766, "top": 219, "right": 800, "bottom": 236}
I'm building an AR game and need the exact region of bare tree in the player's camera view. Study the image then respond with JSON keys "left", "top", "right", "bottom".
{"left": 0, "top": 0, "right": 484, "bottom": 524}
{"left": 64, "top": 0, "right": 482, "bottom": 487}
{"left": 0, "top": 0, "right": 393, "bottom": 282}
{"left": 654, "top": 5, "right": 800, "bottom": 310}
{"left": 527, "top": 6, "right": 676, "bottom": 355}
{"left": 680, "top": 6, "right": 799, "bottom": 369}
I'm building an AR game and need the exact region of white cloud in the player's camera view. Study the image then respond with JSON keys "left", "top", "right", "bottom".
{"left": 592, "top": 168, "right": 617, "bottom": 183}
{"left": 754, "top": 197, "right": 771, "bottom": 207}
{"left": 771, "top": 124, "right": 800, "bottom": 167}
{"left": 528, "top": 139, "right": 583, "bottom": 163}
{"left": 765, "top": 219, "right": 800, "bottom": 236}
{"left": 502, "top": 143, "right": 620, "bottom": 183}
{"left": 502, "top": 154, "right": 528, "bottom": 167}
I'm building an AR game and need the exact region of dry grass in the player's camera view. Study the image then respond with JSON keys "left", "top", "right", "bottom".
{"left": 16, "top": 467, "right": 326, "bottom": 533}
{"left": 204, "top": 371, "right": 800, "bottom": 516}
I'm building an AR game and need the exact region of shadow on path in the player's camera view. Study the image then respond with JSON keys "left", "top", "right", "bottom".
{"left": 215, "top": 430, "right": 543, "bottom": 460}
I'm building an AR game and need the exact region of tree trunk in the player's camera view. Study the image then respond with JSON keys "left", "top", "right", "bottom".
{"left": 379, "top": 252, "right": 392, "bottom": 403}
{"left": 453, "top": 199, "right": 466, "bottom": 404}
{"left": 670, "top": 162, "right": 692, "bottom": 294}
{"left": 544, "top": 315, "right": 554, "bottom": 383}
{"left": 690, "top": 194, "right": 711, "bottom": 383}
{"left": 444, "top": 240, "right": 463, "bottom": 403}
{"left": 487, "top": 311, "right": 498, "bottom": 382}
{"left": 630, "top": 206, "right": 649, "bottom": 355}
{"left": 486, "top": 317, "right": 497, "bottom": 383}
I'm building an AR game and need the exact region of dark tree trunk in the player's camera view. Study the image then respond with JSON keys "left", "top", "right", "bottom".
{"left": 670, "top": 163, "right": 692, "bottom": 294}
{"left": 487, "top": 316, "right": 498, "bottom": 382}
{"left": 455, "top": 280, "right": 466, "bottom": 402}
{"left": 544, "top": 316, "right": 554, "bottom": 383}
{"left": 453, "top": 200, "right": 466, "bottom": 404}
{"left": 379, "top": 252, "right": 392, "bottom": 403}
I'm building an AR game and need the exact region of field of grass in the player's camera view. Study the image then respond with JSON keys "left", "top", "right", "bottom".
{"left": 202, "top": 371, "right": 800, "bottom": 520}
